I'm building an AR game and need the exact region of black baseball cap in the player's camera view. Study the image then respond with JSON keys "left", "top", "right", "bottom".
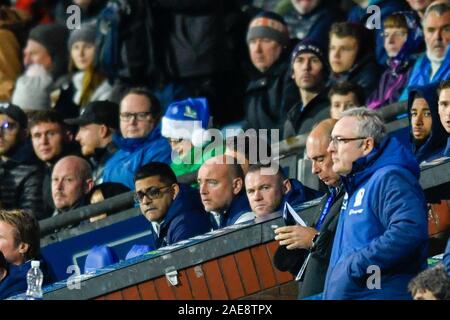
{"left": 65, "top": 101, "right": 119, "bottom": 130}
{"left": 0, "top": 102, "right": 28, "bottom": 129}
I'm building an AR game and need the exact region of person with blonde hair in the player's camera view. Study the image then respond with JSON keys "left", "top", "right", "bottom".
{"left": 0, "top": 209, "right": 50, "bottom": 299}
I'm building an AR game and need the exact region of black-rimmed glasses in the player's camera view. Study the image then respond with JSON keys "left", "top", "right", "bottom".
{"left": 134, "top": 185, "right": 171, "bottom": 203}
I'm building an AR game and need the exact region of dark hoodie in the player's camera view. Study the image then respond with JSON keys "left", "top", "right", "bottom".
{"left": 323, "top": 136, "right": 428, "bottom": 299}
{"left": 407, "top": 84, "right": 447, "bottom": 163}
{"left": 367, "top": 11, "right": 424, "bottom": 110}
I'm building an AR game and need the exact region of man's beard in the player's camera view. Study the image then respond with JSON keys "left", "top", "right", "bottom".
{"left": 426, "top": 44, "right": 448, "bottom": 64}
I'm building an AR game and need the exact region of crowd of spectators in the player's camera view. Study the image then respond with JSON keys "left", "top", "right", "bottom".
{"left": 0, "top": 0, "right": 449, "bottom": 300}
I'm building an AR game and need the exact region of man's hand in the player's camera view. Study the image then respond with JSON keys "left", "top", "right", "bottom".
{"left": 274, "top": 225, "right": 318, "bottom": 250}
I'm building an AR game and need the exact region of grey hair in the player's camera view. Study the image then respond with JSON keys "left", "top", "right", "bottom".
{"left": 339, "top": 107, "right": 387, "bottom": 145}
{"left": 423, "top": 2, "right": 450, "bottom": 25}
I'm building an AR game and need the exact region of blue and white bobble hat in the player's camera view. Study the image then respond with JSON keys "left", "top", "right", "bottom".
{"left": 161, "top": 97, "right": 212, "bottom": 147}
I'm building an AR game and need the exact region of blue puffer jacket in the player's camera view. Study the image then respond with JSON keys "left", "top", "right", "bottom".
{"left": 399, "top": 45, "right": 450, "bottom": 101}
{"left": 323, "top": 137, "right": 428, "bottom": 300}
{"left": 102, "top": 123, "right": 171, "bottom": 189}
{"left": 149, "top": 184, "right": 211, "bottom": 249}
{"left": 407, "top": 84, "right": 447, "bottom": 163}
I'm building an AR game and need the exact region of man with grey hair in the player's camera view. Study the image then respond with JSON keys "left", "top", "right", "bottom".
{"left": 399, "top": 1, "right": 450, "bottom": 100}
{"left": 323, "top": 107, "right": 428, "bottom": 300}
{"left": 51, "top": 155, "right": 94, "bottom": 216}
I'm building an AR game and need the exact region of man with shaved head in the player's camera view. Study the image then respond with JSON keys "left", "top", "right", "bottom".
{"left": 51, "top": 155, "right": 94, "bottom": 216}
{"left": 197, "top": 155, "right": 251, "bottom": 230}
{"left": 274, "top": 118, "right": 345, "bottom": 299}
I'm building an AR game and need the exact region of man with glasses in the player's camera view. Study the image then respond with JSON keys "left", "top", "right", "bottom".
{"left": 0, "top": 103, "right": 44, "bottom": 218}
{"left": 131, "top": 162, "right": 211, "bottom": 250}
{"left": 102, "top": 88, "right": 171, "bottom": 189}
{"left": 323, "top": 108, "right": 428, "bottom": 300}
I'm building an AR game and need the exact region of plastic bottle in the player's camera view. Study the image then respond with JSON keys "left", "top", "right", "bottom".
{"left": 25, "top": 260, "right": 43, "bottom": 300}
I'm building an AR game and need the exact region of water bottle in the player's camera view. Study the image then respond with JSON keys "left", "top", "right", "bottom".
{"left": 26, "top": 260, "right": 43, "bottom": 300}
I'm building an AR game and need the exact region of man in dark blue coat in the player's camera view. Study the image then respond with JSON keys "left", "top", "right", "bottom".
{"left": 243, "top": 162, "right": 322, "bottom": 223}
{"left": 197, "top": 155, "right": 252, "bottom": 230}
{"left": 323, "top": 108, "right": 428, "bottom": 300}
{"left": 133, "top": 162, "right": 211, "bottom": 250}
{"left": 407, "top": 83, "right": 447, "bottom": 163}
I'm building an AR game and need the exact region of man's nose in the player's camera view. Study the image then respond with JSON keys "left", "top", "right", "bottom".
{"left": 414, "top": 114, "right": 424, "bottom": 126}
{"left": 312, "top": 162, "right": 320, "bottom": 175}
{"left": 253, "top": 189, "right": 263, "bottom": 200}
{"left": 199, "top": 182, "right": 207, "bottom": 195}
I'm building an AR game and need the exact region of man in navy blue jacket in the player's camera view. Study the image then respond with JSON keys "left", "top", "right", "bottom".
{"left": 323, "top": 108, "right": 428, "bottom": 300}
{"left": 197, "top": 155, "right": 252, "bottom": 230}
{"left": 133, "top": 162, "right": 211, "bottom": 249}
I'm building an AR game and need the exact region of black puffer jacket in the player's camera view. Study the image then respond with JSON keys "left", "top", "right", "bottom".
{"left": 0, "top": 141, "right": 44, "bottom": 219}
{"left": 242, "top": 54, "right": 299, "bottom": 133}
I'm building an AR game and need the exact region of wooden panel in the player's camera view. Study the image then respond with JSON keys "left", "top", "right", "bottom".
{"left": 94, "top": 296, "right": 105, "bottom": 300}
{"left": 103, "top": 291, "right": 123, "bottom": 300}
{"left": 137, "top": 281, "right": 159, "bottom": 300}
{"left": 154, "top": 276, "right": 176, "bottom": 300}
{"left": 202, "top": 260, "right": 229, "bottom": 300}
{"left": 121, "top": 285, "right": 141, "bottom": 300}
{"left": 185, "top": 265, "right": 211, "bottom": 300}
{"left": 250, "top": 245, "right": 277, "bottom": 289}
{"left": 428, "top": 201, "right": 450, "bottom": 236}
{"left": 172, "top": 270, "right": 194, "bottom": 300}
{"left": 218, "top": 255, "right": 245, "bottom": 299}
{"left": 265, "top": 241, "right": 294, "bottom": 284}
{"left": 234, "top": 249, "right": 261, "bottom": 295}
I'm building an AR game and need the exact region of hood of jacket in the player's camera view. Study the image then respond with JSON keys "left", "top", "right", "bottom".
{"left": 159, "top": 183, "right": 206, "bottom": 233}
{"left": 407, "top": 83, "right": 447, "bottom": 163}
{"left": 342, "top": 136, "right": 420, "bottom": 197}
{"left": 389, "top": 11, "right": 424, "bottom": 65}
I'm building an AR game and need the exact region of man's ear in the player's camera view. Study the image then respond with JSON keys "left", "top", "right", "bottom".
{"left": 171, "top": 183, "right": 180, "bottom": 200}
{"left": 84, "top": 178, "right": 95, "bottom": 195}
{"left": 362, "top": 137, "right": 375, "bottom": 156}
{"left": 64, "top": 128, "right": 74, "bottom": 142}
{"left": 99, "top": 124, "right": 109, "bottom": 139}
{"left": 232, "top": 177, "right": 243, "bottom": 195}
{"left": 282, "top": 179, "right": 292, "bottom": 195}
{"left": 18, "top": 242, "right": 30, "bottom": 256}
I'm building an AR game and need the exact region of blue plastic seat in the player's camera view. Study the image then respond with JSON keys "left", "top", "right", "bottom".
{"left": 125, "top": 244, "right": 151, "bottom": 260}
{"left": 84, "top": 245, "right": 118, "bottom": 274}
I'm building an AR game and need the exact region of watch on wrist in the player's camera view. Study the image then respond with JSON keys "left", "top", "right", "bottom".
{"left": 310, "top": 232, "right": 320, "bottom": 251}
